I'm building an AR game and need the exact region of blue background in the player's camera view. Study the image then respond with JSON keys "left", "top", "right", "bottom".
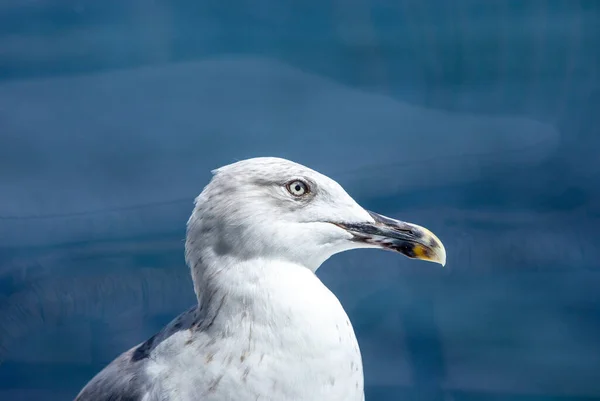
{"left": 0, "top": 0, "right": 599, "bottom": 400}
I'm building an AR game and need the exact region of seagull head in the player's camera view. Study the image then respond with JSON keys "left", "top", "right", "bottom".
{"left": 186, "top": 157, "right": 446, "bottom": 274}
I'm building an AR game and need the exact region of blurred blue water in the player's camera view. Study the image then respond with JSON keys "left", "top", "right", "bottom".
{"left": 0, "top": 1, "right": 599, "bottom": 400}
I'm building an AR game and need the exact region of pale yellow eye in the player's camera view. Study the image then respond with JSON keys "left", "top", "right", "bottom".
{"left": 286, "top": 180, "right": 309, "bottom": 197}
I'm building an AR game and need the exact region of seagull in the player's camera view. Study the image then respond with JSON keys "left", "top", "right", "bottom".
{"left": 75, "top": 157, "right": 446, "bottom": 401}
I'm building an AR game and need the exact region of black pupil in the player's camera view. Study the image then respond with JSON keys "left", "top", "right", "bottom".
{"left": 294, "top": 184, "right": 302, "bottom": 192}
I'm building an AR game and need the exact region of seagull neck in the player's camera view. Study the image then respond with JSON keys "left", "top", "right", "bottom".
{"left": 190, "top": 254, "right": 328, "bottom": 325}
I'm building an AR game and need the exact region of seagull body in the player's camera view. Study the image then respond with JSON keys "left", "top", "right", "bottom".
{"left": 76, "top": 157, "right": 446, "bottom": 401}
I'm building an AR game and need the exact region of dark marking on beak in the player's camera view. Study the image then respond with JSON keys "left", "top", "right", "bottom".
{"left": 333, "top": 211, "right": 446, "bottom": 266}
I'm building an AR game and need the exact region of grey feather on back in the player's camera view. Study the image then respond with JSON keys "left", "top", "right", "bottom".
{"left": 74, "top": 350, "right": 147, "bottom": 401}
{"left": 75, "top": 306, "right": 202, "bottom": 401}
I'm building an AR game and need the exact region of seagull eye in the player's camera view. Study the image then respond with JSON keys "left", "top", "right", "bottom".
{"left": 286, "top": 180, "right": 309, "bottom": 197}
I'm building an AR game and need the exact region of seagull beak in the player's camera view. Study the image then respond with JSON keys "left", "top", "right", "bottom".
{"left": 334, "top": 211, "right": 447, "bottom": 266}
